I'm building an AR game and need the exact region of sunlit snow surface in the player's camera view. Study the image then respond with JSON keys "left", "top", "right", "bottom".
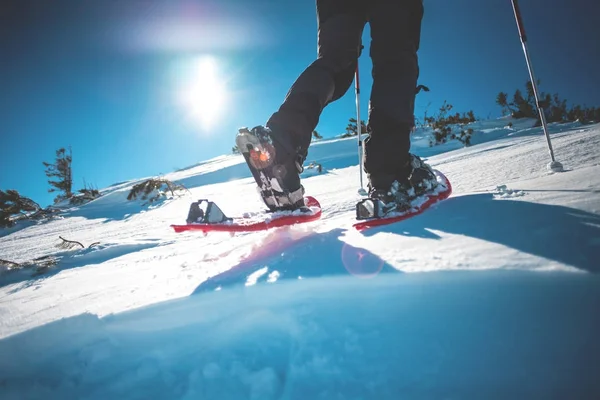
{"left": 1, "top": 118, "right": 600, "bottom": 399}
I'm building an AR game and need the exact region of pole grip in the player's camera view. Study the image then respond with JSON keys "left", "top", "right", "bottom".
{"left": 511, "top": 0, "right": 527, "bottom": 42}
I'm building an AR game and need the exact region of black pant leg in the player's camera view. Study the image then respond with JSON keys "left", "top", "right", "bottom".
{"left": 364, "top": 0, "right": 424, "bottom": 190}
{"left": 267, "top": 0, "right": 366, "bottom": 158}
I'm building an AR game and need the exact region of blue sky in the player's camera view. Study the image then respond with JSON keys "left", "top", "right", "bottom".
{"left": 1, "top": 0, "right": 599, "bottom": 207}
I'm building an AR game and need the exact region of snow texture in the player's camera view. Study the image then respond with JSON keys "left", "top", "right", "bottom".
{"left": 493, "top": 184, "right": 526, "bottom": 199}
{"left": 1, "top": 118, "right": 600, "bottom": 399}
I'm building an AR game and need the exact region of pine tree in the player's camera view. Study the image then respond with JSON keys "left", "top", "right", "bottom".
{"left": 349, "top": 117, "right": 367, "bottom": 134}
{"left": 523, "top": 80, "right": 543, "bottom": 120}
{"left": 499, "top": 81, "right": 599, "bottom": 124}
{"left": 43, "top": 147, "right": 73, "bottom": 203}
{"left": 525, "top": 80, "right": 536, "bottom": 106}
{"left": 466, "top": 110, "right": 476, "bottom": 123}
{"left": 511, "top": 89, "right": 535, "bottom": 119}
{"left": 341, "top": 118, "right": 367, "bottom": 138}
{"left": 547, "top": 93, "right": 567, "bottom": 123}
{"left": 496, "top": 92, "right": 511, "bottom": 116}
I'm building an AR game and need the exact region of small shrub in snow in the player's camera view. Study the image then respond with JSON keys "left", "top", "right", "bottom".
{"left": 0, "top": 255, "right": 59, "bottom": 275}
{"left": 304, "top": 162, "right": 323, "bottom": 173}
{"left": 0, "top": 259, "right": 21, "bottom": 269}
{"left": 69, "top": 187, "right": 102, "bottom": 206}
{"left": 57, "top": 236, "right": 100, "bottom": 250}
{"left": 0, "top": 236, "right": 99, "bottom": 278}
{"left": 127, "top": 178, "right": 188, "bottom": 204}
{"left": 0, "top": 190, "right": 41, "bottom": 228}
{"left": 424, "top": 101, "right": 475, "bottom": 147}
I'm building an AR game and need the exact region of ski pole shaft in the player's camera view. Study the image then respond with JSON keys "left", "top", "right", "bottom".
{"left": 511, "top": 0, "right": 558, "bottom": 164}
{"left": 355, "top": 64, "right": 365, "bottom": 192}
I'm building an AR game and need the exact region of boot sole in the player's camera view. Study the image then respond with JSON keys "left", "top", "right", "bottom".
{"left": 236, "top": 128, "right": 277, "bottom": 171}
{"left": 236, "top": 128, "right": 304, "bottom": 211}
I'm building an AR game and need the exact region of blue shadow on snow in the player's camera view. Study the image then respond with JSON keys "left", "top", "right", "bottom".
{"left": 0, "top": 241, "right": 165, "bottom": 291}
{"left": 193, "top": 228, "right": 400, "bottom": 294}
{"left": 362, "top": 192, "right": 600, "bottom": 273}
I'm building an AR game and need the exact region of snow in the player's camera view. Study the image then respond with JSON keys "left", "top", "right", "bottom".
{"left": 1, "top": 118, "right": 600, "bottom": 399}
{"left": 493, "top": 184, "right": 526, "bottom": 198}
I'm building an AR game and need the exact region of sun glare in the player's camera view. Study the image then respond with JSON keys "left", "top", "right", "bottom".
{"left": 180, "top": 57, "right": 227, "bottom": 130}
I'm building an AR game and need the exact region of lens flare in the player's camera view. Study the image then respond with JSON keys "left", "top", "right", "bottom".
{"left": 341, "top": 243, "right": 385, "bottom": 278}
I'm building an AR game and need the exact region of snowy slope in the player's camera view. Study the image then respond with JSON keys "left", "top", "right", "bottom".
{"left": 1, "top": 119, "right": 600, "bottom": 399}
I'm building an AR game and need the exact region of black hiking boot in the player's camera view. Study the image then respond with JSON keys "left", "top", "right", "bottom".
{"left": 406, "top": 154, "right": 438, "bottom": 196}
{"left": 236, "top": 126, "right": 306, "bottom": 212}
{"left": 357, "top": 154, "right": 438, "bottom": 220}
{"left": 368, "top": 179, "right": 414, "bottom": 210}
{"left": 356, "top": 179, "right": 414, "bottom": 220}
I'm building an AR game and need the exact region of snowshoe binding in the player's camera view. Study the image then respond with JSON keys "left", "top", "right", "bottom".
{"left": 186, "top": 199, "right": 232, "bottom": 224}
{"left": 407, "top": 154, "right": 439, "bottom": 196}
{"left": 357, "top": 180, "right": 414, "bottom": 220}
{"left": 356, "top": 154, "right": 440, "bottom": 220}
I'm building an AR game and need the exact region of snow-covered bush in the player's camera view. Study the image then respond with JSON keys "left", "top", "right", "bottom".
{"left": 69, "top": 188, "right": 102, "bottom": 205}
{"left": 127, "top": 178, "right": 187, "bottom": 204}
{"left": 301, "top": 161, "right": 324, "bottom": 178}
{"left": 0, "top": 190, "right": 41, "bottom": 228}
{"left": 305, "top": 162, "right": 323, "bottom": 173}
{"left": 0, "top": 236, "right": 98, "bottom": 278}
{"left": 0, "top": 256, "right": 59, "bottom": 276}
{"left": 425, "top": 101, "right": 475, "bottom": 147}
{"left": 56, "top": 236, "right": 100, "bottom": 250}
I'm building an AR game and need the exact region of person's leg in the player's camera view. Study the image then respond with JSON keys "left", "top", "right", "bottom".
{"left": 267, "top": 0, "right": 367, "bottom": 161}
{"left": 364, "top": 0, "right": 424, "bottom": 191}
{"left": 238, "top": 1, "right": 367, "bottom": 211}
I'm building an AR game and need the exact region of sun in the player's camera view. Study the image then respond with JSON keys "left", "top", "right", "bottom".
{"left": 180, "top": 56, "right": 227, "bottom": 130}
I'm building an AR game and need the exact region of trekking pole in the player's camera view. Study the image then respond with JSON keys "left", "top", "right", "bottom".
{"left": 355, "top": 64, "right": 368, "bottom": 195}
{"left": 511, "top": 0, "right": 563, "bottom": 172}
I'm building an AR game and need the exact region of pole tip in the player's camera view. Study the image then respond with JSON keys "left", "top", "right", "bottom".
{"left": 548, "top": 161, "right": 564, "bottom": 173}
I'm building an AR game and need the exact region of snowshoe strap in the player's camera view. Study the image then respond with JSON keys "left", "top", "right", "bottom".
{"left": 356, "top": 198, "right": 385, "bottom": 220}
{"left": 356, "top": 198, "right": 404, "bottom": 220}
{"left": 261, "top": 186, "right": 305, "bottom": 210}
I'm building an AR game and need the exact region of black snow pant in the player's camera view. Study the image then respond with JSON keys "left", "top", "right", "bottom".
{"left": 267, "top": 0, "right": 424, "bottom": 190}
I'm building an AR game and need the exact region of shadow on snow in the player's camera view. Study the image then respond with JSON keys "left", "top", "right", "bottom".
{"left": 361, "top": 192, "right": 600, "bottom": 273}
{"left": 0, "top": 241, "right": 166, "bottom": 291}
{"left": 193, "top": 228, "right": 400, "bottom": 295}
